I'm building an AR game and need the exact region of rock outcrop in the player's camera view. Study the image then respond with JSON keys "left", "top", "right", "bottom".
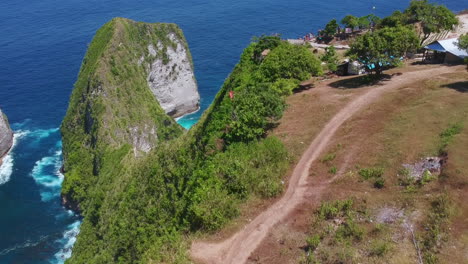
{"left": 0, "top": 109, "right": 13, "bottom": 160}
{"left": 147, "top": 34, "right": 200, "bottom": 118}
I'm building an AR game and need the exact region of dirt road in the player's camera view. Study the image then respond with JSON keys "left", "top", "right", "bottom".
{"left": 190, "top": 66, "right": 456, "bottom": 264}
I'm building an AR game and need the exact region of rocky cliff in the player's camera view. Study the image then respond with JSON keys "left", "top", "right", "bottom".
{"left": 147, "top": 33, "right": 200, "bottom": 117}
{"left": 0, "top": 109, "right": 13, "bottom": 161}
{"left": 60, "top": 18, "right": 196, "bottom": 208}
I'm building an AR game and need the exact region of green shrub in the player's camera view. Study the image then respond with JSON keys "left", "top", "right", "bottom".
{"left": 335, "top": 219, "right": 364, "bottom": 242}
{"left": 328, "top": 166, "right": 338, "bottom": 174}
{"left": 358, "top": 167, "right": 384, "bottom": 180}
{"left": 319, "top": 199, "right": 353, "bottom": 219}
{"left": 306, "top": 234, "right": 321, "bottom": 251}
{"left": 421, "top": 170, "right": 435, "bottom": 184}
{"left": 398, "top": 167, "right": 415, "bottom": 186}
{"left": 374, "top": 178, "right": 385, "bottom": 189}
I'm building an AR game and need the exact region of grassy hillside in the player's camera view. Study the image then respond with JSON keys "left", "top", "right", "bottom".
{"left": 62, "top": 20, "right": 323, "bottom": 263}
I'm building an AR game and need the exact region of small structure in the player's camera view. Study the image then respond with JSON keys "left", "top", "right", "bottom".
{"left": 261, "top": 49, "right": 271, "bottom": 57}
{"left": 423, "top": 38, "right": 468, "bottom": 64}
{"left": 348, "top": 61, "right": 366, "bottom": 75}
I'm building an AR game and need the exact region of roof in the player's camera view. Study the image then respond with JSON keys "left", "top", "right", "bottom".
{"left": 261, "top": 49, "right": 271, "bottom": 57}
{"left": 424, "top": 38, "right": 468, "bottom": 58}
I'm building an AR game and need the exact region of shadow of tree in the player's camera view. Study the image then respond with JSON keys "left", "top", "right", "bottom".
{"left": 329, "top": 74, "right": 395, "bottom": 89}
{"left": 443, "top": 82, "right": 468, "bottom": 93}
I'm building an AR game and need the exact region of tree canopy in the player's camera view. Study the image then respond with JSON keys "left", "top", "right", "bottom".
{"left": 341, "top": 15, "right": 359, "bottom": 29}
{"left": 252, "top": 35, "right": 282, "bottom": 63}
{"left": 347, "top": 26, "right": 419, "bottom": 74}
{"left": 457, "top": 34, "right": 468, "bottom": 65}
{"left": 322, "top": 19, "right": 339, "bottom": 40}
{"left": 456, "top": 34, "right": 468, "bottom": 52}
{"left": 322, "top": 46, "right": 339, "bottom": 72}
{"left": 378, "top": 11, "right": 407, "bottom": 28}
{"left": 404, "top": 0, "right": 458, "bottom": 45}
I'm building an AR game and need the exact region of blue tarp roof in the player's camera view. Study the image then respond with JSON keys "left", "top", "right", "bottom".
{"left": 425, "top": 42, "right": 446, "bottom": 52}
{"left": 424, "top": 38, "right": 468, "bottom": 58}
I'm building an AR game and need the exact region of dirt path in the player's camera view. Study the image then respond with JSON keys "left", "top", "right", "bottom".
{"left": 190, "top": 66, "right": 456, "bottom": 264}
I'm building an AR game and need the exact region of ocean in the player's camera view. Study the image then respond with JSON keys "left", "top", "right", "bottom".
{"left": 0, "top": 0, "right": 464, "bottom": 263}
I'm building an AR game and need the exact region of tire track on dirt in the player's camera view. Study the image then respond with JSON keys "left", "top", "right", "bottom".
{"left": 191, "top": 66, "right": 455, "bottom": 264}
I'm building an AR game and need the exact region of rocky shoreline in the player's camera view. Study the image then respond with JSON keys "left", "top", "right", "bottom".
{"left": 0, "top": 108, "right": 13, "bottom": 165}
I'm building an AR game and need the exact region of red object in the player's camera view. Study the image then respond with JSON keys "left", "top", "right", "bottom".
{"left": 229, "top": 90, "right": 234, "bottom": 99}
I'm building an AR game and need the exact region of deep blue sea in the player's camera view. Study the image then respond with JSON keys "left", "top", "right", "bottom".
{"left": 0, "top": 0, "right": 464, "bottom": 263}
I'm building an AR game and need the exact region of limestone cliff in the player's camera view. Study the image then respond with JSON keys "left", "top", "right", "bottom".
{"left": 0, "top": 109, "right": 13, "bottom": 160}
{"left": 60, "top": 18, "right": 194, "bottom": 207}
{"left": 147, "top": 33, "right": 200, "bottom": 117}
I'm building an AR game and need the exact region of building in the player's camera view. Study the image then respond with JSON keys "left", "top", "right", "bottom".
{"left": 423, "top": 38, "right": 468, "bottom": 64}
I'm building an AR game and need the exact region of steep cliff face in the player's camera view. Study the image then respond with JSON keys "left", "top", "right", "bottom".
{"left": 60, "top": 18, "right": 194, "bottom": 208}
{"left": 0, "top": 109, "right": 13, "bottom": 160}
{"left": 147, "top": 34, "right": 200, "bottom": 118}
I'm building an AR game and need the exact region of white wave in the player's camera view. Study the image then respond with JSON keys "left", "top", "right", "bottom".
{"left": 0, "top": 131, "right": 28, "bottom": 185}
{"left": 52, "top": 220, "right": 81, "bottom": 264}
{"left": 30, "top": 148, "right": 63, "bottom": 202}
{"left": 0, "top": 235, "right": 49, "bottom": 256}
{"left": 0, "top": 154, "right": 13, "bottom": 185}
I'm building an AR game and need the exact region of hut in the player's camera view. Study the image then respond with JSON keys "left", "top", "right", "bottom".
{"left": 423, "top": 38, "right": 468, "bottom": 64}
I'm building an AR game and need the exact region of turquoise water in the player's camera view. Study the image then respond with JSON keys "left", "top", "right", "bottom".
{"left": 0, "top": 0, "right": 464, "bottom": 263}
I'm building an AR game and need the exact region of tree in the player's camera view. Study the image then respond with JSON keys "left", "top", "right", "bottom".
{"left": 378, "top": 11, "right": 407, "bottom": 28}
{"left": 259, "top": 43, "right": 323, "bottom": 82}
{"left": 365, "top": 14, "right": 381, "bottom": 28}
{"left": 322, "top": 46, "right": 339, "bottom": 72}
{"left": 347, "top": 26, "right": 419, "bottom": 75}
{"left": 358, "top": 16, "right": 371, "bottom": 29}
{"left": 341, "top": 15, "right": 359, "bottom": 29}
{"left": 252, "top": 35, "right": 282, "bottom": 63}
{"left": 404, "top": 0, "right": 458, "bottom": 45}
{"left": 457, "top": 34, "right": 468, "bottom": 52}
{"left": 322, "top": 19, "right": 339, "bottom": 41}
{"left": 456, "top": 34, "right": 468, "bottom": 66}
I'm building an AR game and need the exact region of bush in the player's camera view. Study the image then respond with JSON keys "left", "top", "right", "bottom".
{"left": 335, "top": 218, "right": 364, "bottom": 242}
{"left": 318, "top": 199, "right": 353, "bottom": 219}
{"left": 271, "top": 78, "right": 300, "bottom": 96}
{"left": 329, "top": 166, "right": 337, "bottom": 174}
{"left": 190, "top": 184, "right": 239, "bottom": 231}
{"left": 374, "top": 178, "right": 385, "bottom": 189}
{"left": 358, "top": 167, "right": 384, "bottom": 180}
{"left": 306, "top": 234, "right": 321, "bottom": 251}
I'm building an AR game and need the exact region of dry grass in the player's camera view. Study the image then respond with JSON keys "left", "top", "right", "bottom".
{"left": 250, "top": 64, "right": 468, "bottom": 263}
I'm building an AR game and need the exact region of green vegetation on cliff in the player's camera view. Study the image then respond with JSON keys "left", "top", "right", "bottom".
{"left": 61, "top": 18, "right": 187, "bottom": 207}
{"left": 62, "top": 18, "right": 322, "bottom": 263}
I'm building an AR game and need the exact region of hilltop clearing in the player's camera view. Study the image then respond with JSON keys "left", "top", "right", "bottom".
{"left": 191, "top": 63, "right": 467, "bottom": 264}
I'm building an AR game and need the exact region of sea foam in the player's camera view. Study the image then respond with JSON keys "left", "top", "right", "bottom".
{"left": 0, "top": 131, "right": 28, "bottom": 185}
{"left": 30, "top": 149, "right": 63, "bottom": 202}
{"left": 52, "top": 220, "right": 81, "bottom": 264}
